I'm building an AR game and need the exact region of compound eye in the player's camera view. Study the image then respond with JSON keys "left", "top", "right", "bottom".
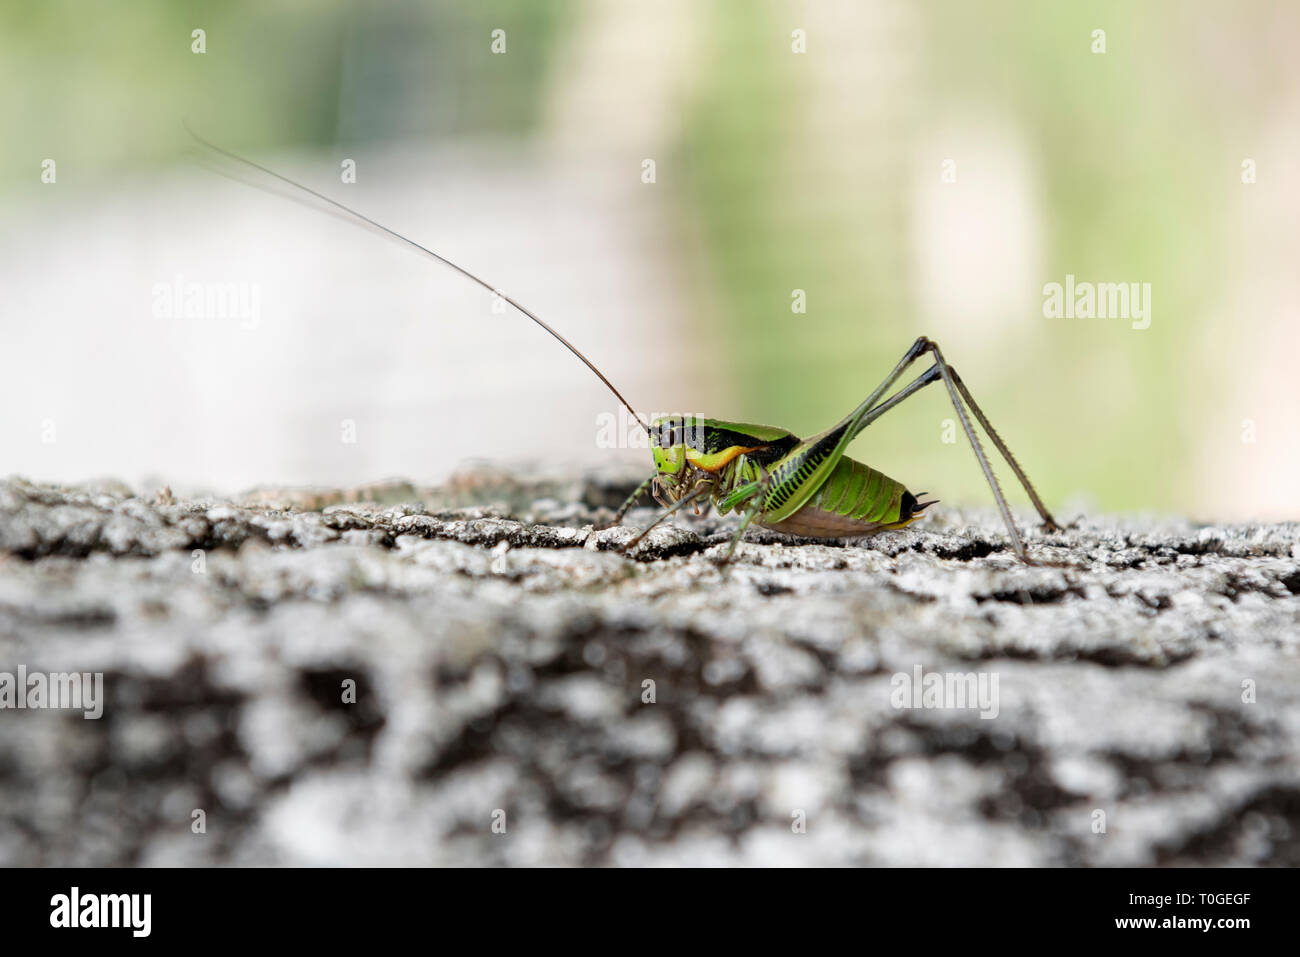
{"left": 664, "top": 427, "right": 678, "bottom": 446}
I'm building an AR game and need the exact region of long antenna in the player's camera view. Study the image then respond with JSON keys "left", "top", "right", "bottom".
{"left": 185, "top": 124, "right": 650, "bottom": 434}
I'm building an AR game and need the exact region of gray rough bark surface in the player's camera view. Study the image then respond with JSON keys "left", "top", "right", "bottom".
{"left": 1, "top": 472, "right": 1297, "bottom": 866}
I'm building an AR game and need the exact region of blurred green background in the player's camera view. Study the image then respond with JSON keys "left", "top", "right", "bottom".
{"left": 1, "top": 0, "right": 1296, "bottom": 519}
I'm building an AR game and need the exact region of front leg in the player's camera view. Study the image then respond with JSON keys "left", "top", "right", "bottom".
{"left": 716, "top": 465, "right": 772, "bottom": 563}
{"left": 722, "top": 497, "right": 765, "bottom": 563}
{"left": 596, "top": 474, "right": 656, "bottom": 530}
{"left": 621, "top": 483, "right": 711, "bottom": 552}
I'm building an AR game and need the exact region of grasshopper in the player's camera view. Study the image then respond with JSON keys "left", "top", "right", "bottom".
{"left": 193, "top": 130, "right": 1060, "bottom": 563}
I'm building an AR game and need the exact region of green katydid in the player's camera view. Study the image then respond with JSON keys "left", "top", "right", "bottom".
{"left": 192, "top": 130, "right": 1060, "bottom": 563}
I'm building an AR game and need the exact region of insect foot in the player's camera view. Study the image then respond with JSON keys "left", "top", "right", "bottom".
{"left": 584, "top": 523, "right": 636, "bottom": 553}
{"left": 710, "top": 549, "right": 743, "bottom": 571}
{"left": 618, "top": 522, "right": 705, "bottom": 560}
